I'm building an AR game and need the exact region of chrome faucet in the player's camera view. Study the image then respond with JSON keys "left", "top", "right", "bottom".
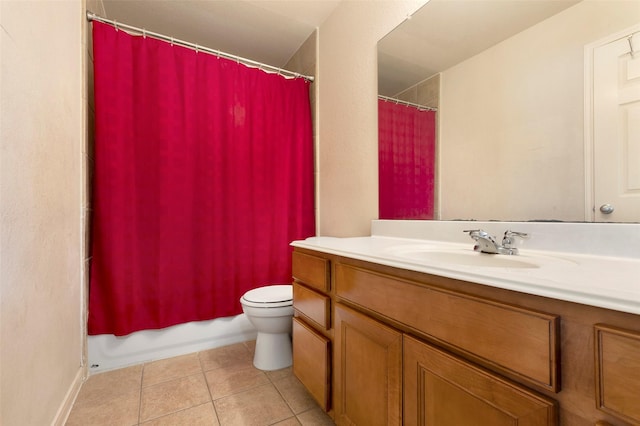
{"left": 463, "top": 229, "right": 529, "bottom": 255}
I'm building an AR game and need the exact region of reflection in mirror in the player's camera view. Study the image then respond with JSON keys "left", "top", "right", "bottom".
{"left": 378, "top": 0, "right": 640, "bottom": 222}
{"left": 378, "top": 95, "right": 436, "bottom": 219}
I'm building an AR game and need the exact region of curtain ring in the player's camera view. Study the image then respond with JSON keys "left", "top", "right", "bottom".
{"left": 195, "top": 44, "right": 199, "bottom": 54}
{"left": 142, "top": 28, "right": 146, "bottom": 39}
{"left": 114, "top": 20, "right": 119, "bottom": 31}
{"left": 170, "top": 37, "right": 174, "bottom": 46}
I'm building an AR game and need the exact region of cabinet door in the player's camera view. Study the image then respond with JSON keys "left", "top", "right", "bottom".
{"left": 334, "top": 303, "right": 402, "bottom": 426}
{"left": 404, "top": 335, "right": 557, "bottom": 426}
{"left": 595, "top": 324, "right": 640, "bottom": 424}
{"left": 292, "top": 317, "right": 330, "bottom": 411}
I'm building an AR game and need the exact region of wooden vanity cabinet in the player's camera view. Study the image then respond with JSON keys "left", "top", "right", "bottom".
{"left": 292, "top": 248, "right": 640, "bottom": 425}
{"left": 335, "top": 263, "right": 560, "bottom": 392}
{"left": 333, "top": 262, "right": 558, "bottom": 426}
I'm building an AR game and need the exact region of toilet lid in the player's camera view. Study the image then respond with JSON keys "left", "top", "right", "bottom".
{"left": 242, "top": 285, "right": 293, "bottom": 305}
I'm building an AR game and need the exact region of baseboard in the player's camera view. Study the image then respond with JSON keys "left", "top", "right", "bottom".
{"left": 51, "top": 366, "right": 86, "bottom": 426}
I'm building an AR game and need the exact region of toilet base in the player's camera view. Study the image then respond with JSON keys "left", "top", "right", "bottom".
{"left": 253, "top": 332, "right": 292, "bottom": 371}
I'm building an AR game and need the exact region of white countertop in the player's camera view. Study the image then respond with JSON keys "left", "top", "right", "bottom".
{"left": 291, "top": 221, "right": 640, "bottom": 315}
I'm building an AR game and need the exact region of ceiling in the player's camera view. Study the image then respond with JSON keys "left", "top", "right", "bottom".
{"left": 100, "top": 0, "right": 343, "bottom": 68}
{"left": 97, "top": 0, "right": 581, "bottom": 95}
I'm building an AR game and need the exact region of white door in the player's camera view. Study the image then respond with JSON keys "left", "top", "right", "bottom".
{"left": 592, "top": 30, "right": 640, "bottom": 222}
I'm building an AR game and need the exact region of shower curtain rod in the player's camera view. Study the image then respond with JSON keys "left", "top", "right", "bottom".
{"left": 86, "top": 11, "right": 315, "bottom": 82}
{"left": 378, "top": 95, "right": 437, "bottom": 112}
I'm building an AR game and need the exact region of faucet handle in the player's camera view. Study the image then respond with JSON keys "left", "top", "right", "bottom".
{"left": 503, "top": 230, "right": 529, "bottom": 238}
{"left": 463, "top": 229, "right": 481, "bottom": 238}
{"left": 463, "top": 229, "right": 496, "bottom": 242}
{"left": 502, "top": 230, "right": 529, "bottom": 247}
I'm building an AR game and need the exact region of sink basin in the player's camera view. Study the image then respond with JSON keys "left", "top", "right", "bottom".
{"left": 400, "top": 250, "right": 538, "bottom": 268}
{"left": 385, "top": 245, "right": 573, "bottom": 269}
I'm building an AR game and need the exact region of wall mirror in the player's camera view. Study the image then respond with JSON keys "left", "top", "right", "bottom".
{"left": 378, "top": 0, "right": 640, "bottom": 223}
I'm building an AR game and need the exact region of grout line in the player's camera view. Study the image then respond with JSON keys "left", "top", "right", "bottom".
{"left": 272, "top": 379, "right": 296, "bottom": 415}
{"left": 266, "top": 415, "right": 299, "bottom": 426}
{"left": 139, "top": 401, "right": 215, "bottom": 425}
{"left": 197, "top": 348, "right": 228, "bottom": 425}
{"left": 137, "top": 364, "right": 144, "bottom": 425}
{"left": 199, "top": 357, "right": 215, "bottom": 403}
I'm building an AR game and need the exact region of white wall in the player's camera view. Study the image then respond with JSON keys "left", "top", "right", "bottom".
{"left": 0, "top": 1, "right": 85, "bottom": 424}
{"left": 439, "top": 0, "right": 640, "bottom": 222}
{"left": 316, "top": 0, "right": 426, "bottom": 237}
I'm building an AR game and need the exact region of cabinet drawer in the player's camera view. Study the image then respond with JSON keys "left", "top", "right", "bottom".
{"left": 292, "top": 251, "right": 330, "bottom": 292}
{"left": 293, "top": 282, "right": 330, "bottom": 330}
{"left": 595, "top": 324, "right": 640, "bottom": 424}
{"left": 336, "top": 264, "right": 560, "bottom": 392}
{"left": 293, "top": 317, "right": 331, "bottom": 411}
{"left": 404, "top": 335, "right": 557, "bottom": 425}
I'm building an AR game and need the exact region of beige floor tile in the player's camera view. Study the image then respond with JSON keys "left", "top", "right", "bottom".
{"left": 143, "top": 352, "right": 202, "bottom": 387}
{"left": 140, "top": 402, "right": 219, "bottom": 425}
{"left": 296, "top": 407, "right": 336, "bottom": 426}
{"left": 214, "top": 383, "right": 293, "bottom": 426}
{"left": 266, "top": 366, "right": 292, "bottom": 382}
{"left": 273, "top": 374, "right": 317, "bottom": 414}
{"left": 66, "top": 388, "right": 140, "bottom": 426}
{"left": 243, "top": 340, "right": 256, "bottom": 353}
{"left": 77, "top": 364, "right": 143, "bottom": 402}
{"left": 139, "top": 373, "right": 211, "bottom": 422}
{"left": 273, "top": 417, "right": 301, "bottom": 425}
{"left": 199, "top": 342, "right": 253, "bottom": 371}
{"left": 205, "top": 361, "right": 269, "bottom": 400}
{"left": 68, "top": 341, "right": 329, "bottom": 426}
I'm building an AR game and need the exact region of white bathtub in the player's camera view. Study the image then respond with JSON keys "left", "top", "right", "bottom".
{"left": 87, "top": 314, "right": 256, "bottom": 373}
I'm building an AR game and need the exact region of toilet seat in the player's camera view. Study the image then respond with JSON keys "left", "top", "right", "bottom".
{"left": 241, "top": 285, "right": 293, "bottom": 308}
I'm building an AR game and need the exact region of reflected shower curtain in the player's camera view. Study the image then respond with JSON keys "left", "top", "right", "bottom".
{"left": 378, "top": 99, "right": 436, "bottom": 219}
{"left": 89, "top": 22, "right": 315, "bottom": 336}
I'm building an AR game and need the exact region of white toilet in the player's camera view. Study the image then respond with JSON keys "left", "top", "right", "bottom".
{"left": 240, "top": 284, "right": 294, "bottom": 371}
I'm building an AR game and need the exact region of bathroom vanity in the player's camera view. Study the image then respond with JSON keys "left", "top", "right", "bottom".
{"left": 291, "top": 221, "right": 640, "bottom": 426}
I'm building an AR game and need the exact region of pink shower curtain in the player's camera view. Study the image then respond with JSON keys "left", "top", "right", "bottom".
{"left": 89, "top": 22, "right": 315, "bottom": 336}
{"left": 378, "top": 99, "right": 436, "bottom": 219}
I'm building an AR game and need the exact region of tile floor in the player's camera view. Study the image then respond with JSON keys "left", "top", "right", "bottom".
{"left": 66, "top": 340, "right": 335, "bottom": 425}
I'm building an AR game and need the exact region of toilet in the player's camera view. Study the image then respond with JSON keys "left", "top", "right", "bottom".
{"left": 240, "top": 284, "right": 294, "bottom": 371}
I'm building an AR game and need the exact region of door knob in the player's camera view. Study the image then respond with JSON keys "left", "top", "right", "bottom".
{"left": 599, "top": 204, "right": 615, "bottom": 214}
